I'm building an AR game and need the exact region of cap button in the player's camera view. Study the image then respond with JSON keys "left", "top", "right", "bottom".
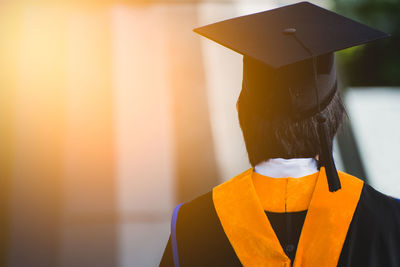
{"left": 283, "top": 28, "right": 296, "bottom": 35}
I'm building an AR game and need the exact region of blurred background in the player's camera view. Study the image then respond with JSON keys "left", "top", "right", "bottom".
{"left": 0, "top": 0, "right": 398, "bottom": 266}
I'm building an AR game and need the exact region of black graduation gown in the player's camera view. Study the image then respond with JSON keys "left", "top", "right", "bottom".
{"left": 160, "top": 168, "right": 400, "bottom": 267}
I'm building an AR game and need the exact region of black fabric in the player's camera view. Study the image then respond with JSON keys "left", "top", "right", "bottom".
{"left": 159, "top": 192, "right": 241, "bottom": 267}
{"left": 160, "top": 183, "right": 400, "bottom": 266}
{"left": 265, "top": 210, "right": 307, "bottom": 263}
{"left": 337, "top": 183, "right": 400, "bottom": 267}
{"left": 193, "top": 2, "right": 388, "bottom": 68}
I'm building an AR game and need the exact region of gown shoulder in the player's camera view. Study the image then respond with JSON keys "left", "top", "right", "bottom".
{"left": 359, "top": 182, "right": 400, "bottom": 222}
{"left": 338, "top": 181, "right": 400, "bottom": 267}
{"left": 338, "top": 170, "right": 400, "bottom": 221}
{"left": 159, "top": 190, "right": 242, "bottom": 267}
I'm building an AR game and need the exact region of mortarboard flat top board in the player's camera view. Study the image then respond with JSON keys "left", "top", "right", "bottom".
{"left": 193, "top": 1, "right": 389, "bottom": 68}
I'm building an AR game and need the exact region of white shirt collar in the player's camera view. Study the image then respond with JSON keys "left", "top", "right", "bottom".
{"left": 254, "top": 158, "right": 318, "bottom": 178}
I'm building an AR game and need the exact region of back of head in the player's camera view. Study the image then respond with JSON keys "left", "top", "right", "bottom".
{"left": 237, "top": 54, "right": 346, "bottom": 167}
{"left": 194, "top": 2, "right": 388, "bottom": 190}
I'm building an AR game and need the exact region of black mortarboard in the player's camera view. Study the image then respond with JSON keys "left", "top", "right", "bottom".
{"left": 193, "top": 1, "right": 389, "bottom": 192}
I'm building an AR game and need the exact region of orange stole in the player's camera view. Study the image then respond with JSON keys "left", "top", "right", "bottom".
{"left": 252, "top": 171, "right": 318, "bottom": 213}
{"left": 212, "top": 168, "right": 363, "bottom": 267}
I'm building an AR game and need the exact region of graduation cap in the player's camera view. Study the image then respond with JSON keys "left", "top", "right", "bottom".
{"left": 193, "top": 1, "right": 389, "bottom": 192}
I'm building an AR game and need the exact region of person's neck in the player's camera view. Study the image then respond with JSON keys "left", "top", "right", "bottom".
{"left": 254, "top": 158, "right": 318, "bottom": 178}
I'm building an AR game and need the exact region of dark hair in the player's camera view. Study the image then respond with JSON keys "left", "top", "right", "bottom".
{"left": 237, "top": 89, "right": 347, "bottom": 167}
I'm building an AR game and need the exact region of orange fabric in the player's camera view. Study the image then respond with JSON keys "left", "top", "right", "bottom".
{"left": 213, "top": 169, "right": 290, "bottom": 267}
{"left": 212, "top": 168, "right": 363, "bottom": 267}
{"left": 252, "top": 171, "right": 318, "bottom": 212}
{"left": 293, "top": 169, "right": 363, "bottom": 267}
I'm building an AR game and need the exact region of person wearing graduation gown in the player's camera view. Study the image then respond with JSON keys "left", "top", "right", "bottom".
{"left": 160, "top": 2, "right": 400, "bottom": 266}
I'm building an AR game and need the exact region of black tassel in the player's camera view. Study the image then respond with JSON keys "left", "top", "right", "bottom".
{"left": 316, "top": 113, "right": 341, "bottom": 192}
